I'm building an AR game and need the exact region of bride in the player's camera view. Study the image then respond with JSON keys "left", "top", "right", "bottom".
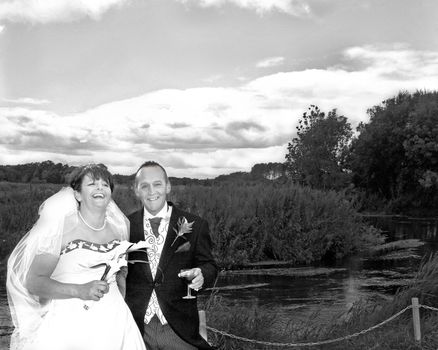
{"left": 7, "top": 164, "right": 147, "bottom": 350}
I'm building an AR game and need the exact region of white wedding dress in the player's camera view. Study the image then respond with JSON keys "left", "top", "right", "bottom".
{"left": 24, "top": 239, "right": 146, "bottom": 350}
{"left": 7, "top": 188, "right": 147, "bottom": 350}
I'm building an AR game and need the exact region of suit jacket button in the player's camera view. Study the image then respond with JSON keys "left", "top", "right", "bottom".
{"left": 154, "top": 282, "right": 159, "bottom": 288}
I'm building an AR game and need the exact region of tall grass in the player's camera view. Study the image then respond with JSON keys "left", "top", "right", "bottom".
{"left": 0, "top": 182, "right": 62, "bottom": 263}
{"left": 167, "top": 182, "right": 384, "bottom": 268}
{"left": 1, "top": 181, "right": 383, "bottom": 269}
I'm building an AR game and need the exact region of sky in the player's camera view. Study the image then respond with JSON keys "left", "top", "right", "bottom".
{"left": 0, "top": 0, "right": 437, "bottom": 179}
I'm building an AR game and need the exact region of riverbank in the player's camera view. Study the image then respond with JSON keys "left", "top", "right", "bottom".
{"left": 218, "top": 238, "right": 425, "bottom": 273}
{"left": 205, "top": 253, "right": 438, "bottom": 349}
{"left": 1, "top": 242, "right": 435, "bottom": 349}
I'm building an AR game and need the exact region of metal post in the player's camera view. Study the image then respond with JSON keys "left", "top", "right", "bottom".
{"left": 411, "top": 297, "right": 421, "bottom": 343}
{"left": 199, "top": 310, "right": 208, "bottom": 342}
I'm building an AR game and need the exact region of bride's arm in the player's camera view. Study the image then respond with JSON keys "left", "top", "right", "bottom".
{"left": 116, "top": 266, "right": 128, "bottom": 298}
{"left": 26, "top": 254, "right": 108, "bottom": 301}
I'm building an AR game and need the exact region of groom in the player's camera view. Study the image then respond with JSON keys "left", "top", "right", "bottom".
{"left": 125, "top": 161, "right": 218, "bottom": 350}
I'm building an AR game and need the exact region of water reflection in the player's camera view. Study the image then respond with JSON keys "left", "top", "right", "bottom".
{"left": 367, "top": 216, "right": 438, "bottom": 242}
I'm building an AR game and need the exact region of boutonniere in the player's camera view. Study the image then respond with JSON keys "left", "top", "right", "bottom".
{"left": 171, "top": 216, "right": 194, "bottom": 246}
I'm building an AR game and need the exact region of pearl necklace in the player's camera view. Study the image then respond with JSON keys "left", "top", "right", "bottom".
{"left": 78, "top": 211, "right": 106, "bottom": 231}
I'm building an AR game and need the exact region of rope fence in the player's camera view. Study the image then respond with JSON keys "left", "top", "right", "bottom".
{"left": 202, "top": 298, "right": 438, "bottom": 347}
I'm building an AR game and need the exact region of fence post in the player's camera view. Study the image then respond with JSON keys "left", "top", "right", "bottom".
{"left": 199, "top": 310, "right": 208, "bottom": 342}
{"left": 411, "top": 297, "right": 421, "bottom": 343}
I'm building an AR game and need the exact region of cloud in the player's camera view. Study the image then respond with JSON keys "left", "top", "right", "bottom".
{"left": 176, "top": 0, "right": 312, "bottom": 16}
{"left": 0, "top": 107, "right": 129, "bottom": 155}
{"left": 2, "top": 130, "right": 105, "bottom": 156}
{"left": 0, "top": 0, "right": 129, "bottom": 24}
{"left": 167, "top": 122, "right": 191, "bottom": 129}
{"left": 3, "top": 97, "right": 51, "bottom": 105}
{"left": 226, "top": 121, "right": 265, "bottom": 132}
{"left": 203, "top": 74, "right": 223, "bottom": 83}
{"left": 256, "top": 56, "right": 285, "bottom": 68}
{"left": 2, "top": 45, "right": 438, "bottom": 178}
{"left": 6, "top": 115, "right": 32, "bottom": 126}
{"left": 343, "top": 44, "right": 438, "bottom": 81}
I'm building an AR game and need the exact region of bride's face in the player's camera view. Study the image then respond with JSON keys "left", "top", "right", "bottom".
{"left": 74, "top": 174, "right": 112, "bottom": 209}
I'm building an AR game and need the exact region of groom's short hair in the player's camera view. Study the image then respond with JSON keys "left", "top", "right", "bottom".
{"left": 135, "top": 161, "right": 169, "bottom": 186}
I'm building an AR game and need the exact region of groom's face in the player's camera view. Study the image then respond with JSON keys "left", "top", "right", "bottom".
{"left": 135, "top": 166, "right": 171, "bottom": 216}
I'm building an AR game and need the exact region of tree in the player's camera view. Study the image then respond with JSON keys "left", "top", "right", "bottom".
{"left": 0, "top": 161, "right": 75, "bottom": 184}
{"left": 285, "top": 105, "right": 353, "bottom": 190}
{"left": 348, "top": 90, "right": 438, "bottom": 212}
{"left": 250, "top": 163, "right": 286, "bottom": 180}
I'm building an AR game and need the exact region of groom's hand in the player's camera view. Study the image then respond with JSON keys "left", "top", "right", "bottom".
{"left": 179, "top": 268, "right": 204, "bottom": 291}
{"left": 189, "top": 267, "right": 204, "bottom": 291}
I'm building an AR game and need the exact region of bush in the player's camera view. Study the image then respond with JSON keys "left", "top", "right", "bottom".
{"left": 1, "top": 181, "right": 383, "bottom": 268}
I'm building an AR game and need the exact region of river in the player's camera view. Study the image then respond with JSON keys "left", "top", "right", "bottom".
{"left": 1, "top": 216, "right": 437, "bottom": 344}
{"left": 200, "top": 215, "right": 438, "bottom": 325}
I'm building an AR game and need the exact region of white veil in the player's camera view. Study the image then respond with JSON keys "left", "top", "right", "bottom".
{"left": 6, "top": 187, "right": 129, "bottom": 350}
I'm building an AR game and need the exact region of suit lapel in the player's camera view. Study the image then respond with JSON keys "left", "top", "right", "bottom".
{"left": 157, "top": 205, "right": 181, "bottom": 274}
{"left": 131, "top": 208, "right": 153, "bottom": 282}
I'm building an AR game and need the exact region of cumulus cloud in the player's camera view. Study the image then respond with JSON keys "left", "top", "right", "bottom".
{"left": 0, "top": 107, "right": 128, "bottom": 157}
{"left": 2, "top": 44, "right": 438, "bottom": 178}
{"left": 344, "top": 44, "right": 438, "bottom": 81}
{"left": 167, "top": 122, "right": 191, "bottom": 129}
{"left": 256, "top": 56, "right": 285, "bottom": 68}
{"left": 3, "top": 130, "right": 105, "bottom": 155}
{"left": 0, "top": 0, "right": 129, "bottom": 24}
{"left": 3, "top": 97, "right": 51, "bottom": 105}
{"left": 176, "top": 0, "right": 311, "bottom": 16}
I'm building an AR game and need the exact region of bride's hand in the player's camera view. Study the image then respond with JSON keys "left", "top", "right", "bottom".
{"left": 78, "top": 280, "right": 109, "bottom": 301}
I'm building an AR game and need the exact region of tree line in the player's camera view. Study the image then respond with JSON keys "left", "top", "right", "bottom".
{"left": 285, "top": 90, "right": 438, "bottom": 215}
{"left": 1, "top": 90, "right": 437, "bottom": 215}
{"left": 0, "top": 160, "right": 286, "bottom": 186}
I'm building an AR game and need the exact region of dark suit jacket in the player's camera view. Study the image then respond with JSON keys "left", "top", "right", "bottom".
{"left": 125, "top": 203, "right": 218, "bottom": 349}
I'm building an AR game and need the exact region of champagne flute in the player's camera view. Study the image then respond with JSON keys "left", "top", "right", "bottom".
{"left": 179, "top": 269, "right": 196, "bottom": 299}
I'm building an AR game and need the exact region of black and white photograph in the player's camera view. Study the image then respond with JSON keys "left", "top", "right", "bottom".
{"left": 1, "top": 0, "right": 438, "bottom": 349}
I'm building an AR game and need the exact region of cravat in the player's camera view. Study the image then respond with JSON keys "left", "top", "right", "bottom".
{"left": 149, "top": 217, "right": 162, "bottom": 238}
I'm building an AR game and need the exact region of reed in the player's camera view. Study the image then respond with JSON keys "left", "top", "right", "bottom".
{"left": 166, "top": 182, "right": 384, "bottom": 268}
{"left": 0, "top": 182, "right": 62, "bottom": 262}
{"left": 1, "top": 181, "right": 384, "bottom": 269}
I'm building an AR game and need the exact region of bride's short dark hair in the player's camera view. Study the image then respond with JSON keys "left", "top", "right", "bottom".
{"left": 69, "top": 163, "right": 114, "bottom": 192}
